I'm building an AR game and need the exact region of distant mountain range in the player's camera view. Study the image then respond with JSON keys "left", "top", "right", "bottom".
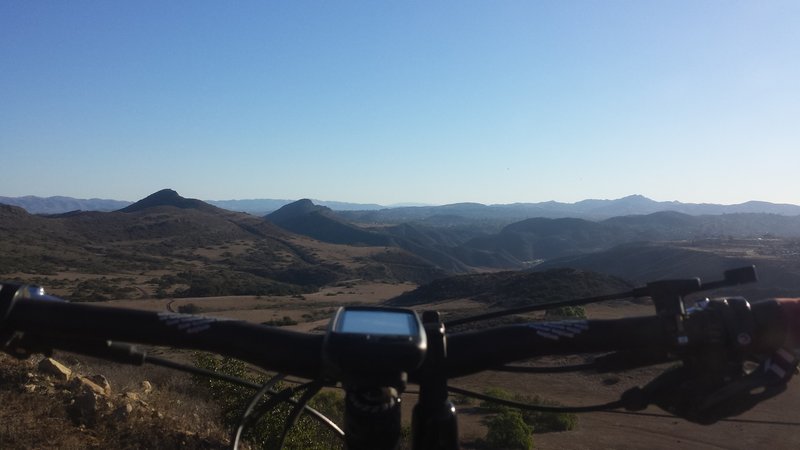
{"left": 2, "top": 193, "right": 800, "bottom": 218}
{"left": 338, "top": 195, "right": 800, "bottom": 224}
{"left": 0, "top": 195, "right": 131, "bottom": 214}
{"left": 4, "top": 189, "right": 800, "bottom": 300}
{"left": 268, "top": 199, "right": 800, "bottom": 272}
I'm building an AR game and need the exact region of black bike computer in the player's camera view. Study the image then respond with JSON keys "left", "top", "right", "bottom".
{"left": 323, "top": 306, "right": 427, "bottom": 379}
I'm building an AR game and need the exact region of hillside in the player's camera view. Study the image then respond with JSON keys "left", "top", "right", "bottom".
{"left": 534, "top": 241, "right": 800, "bottom": 299}
{"left": 0, "top": 190, "right": 443, "bottom": 301}
{"left": 266, "top": 199, "right": 393, "bottom": 247}
{"left": 267, "top": 200, "right": 474, "bottom": 273}
{"left": 266, "top": 201, "right": 800, "bottom": 278}
{"left": 460, "top": 217, "right": 619, "bottom": 263}
{"left": 448, "top": 212, "right": 800, "bottom": 270}
{"left": 387, "top": 268, "right": 632, "bottom": 309}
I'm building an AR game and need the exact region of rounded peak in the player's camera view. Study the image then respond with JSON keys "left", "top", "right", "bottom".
{"left": 266, "top": 199, "right": 332, "bottom": 223}
{"left": 120, "top": 189, "right": 214, "bottom": 213}
{"left": 147, "top": 188, "right": 181, "bottom": 200}
{"left": 293, "top": 198, "right": 317, "bottom": 208}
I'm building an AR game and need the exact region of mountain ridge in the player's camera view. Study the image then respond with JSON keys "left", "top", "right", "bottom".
{"left": 4, "top": 193, "right": 800, "bottom": 217}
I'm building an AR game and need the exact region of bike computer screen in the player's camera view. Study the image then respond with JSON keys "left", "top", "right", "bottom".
{"left": 324, "top": 306, "right": 427, "bottom": 378}
{"left": 337, "top": 309, "right": 417, "bottom": 336}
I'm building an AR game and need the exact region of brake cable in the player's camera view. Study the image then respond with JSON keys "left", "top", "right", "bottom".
{"left": 276, "top": 381, "right": 324, "bottom": 449}
{"left": 490, "top": 362, "right": 598, "bottom": 373}
{"left": 142, "top": 353, "right": 344, "bottom": 438}
{"left": 448, "top": 385, "right": 624, "bottom": 413}
{"left": 495, "top": 349, "right": 677, "bottom": 374}
{"left": 232, "top": 373, "right": 287, "bottom": 449}
{"left": 232, "top": 380, "right": 321, "bottom": 450}
{"left": 444, "top": 290, "right": 629, "bottom": 327}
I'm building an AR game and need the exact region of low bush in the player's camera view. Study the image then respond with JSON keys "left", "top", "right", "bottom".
{"left": 177, "top": 303, "right": 201, "bottom": 314}
{"left": 480, "top": 387, "right": 578, "bottom": 433}
{"left": 544, "top": 305, "right": 586, "bottom": 319}
{"left": 261, "top": 316, "right": 298, "bottom": 327}
{"left": 485, "top": 410, "right": 533, "bottom": 450}
{"left": 192, "top": 353, "right": 344, "bottom": 449}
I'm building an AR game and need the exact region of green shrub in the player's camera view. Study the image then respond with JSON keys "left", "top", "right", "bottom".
{"left": 518, "top": 393, "right": 577, "bottom": 433}
{"left": 544, "top": 305, "right": 586, "bottom": 319}
{"left": 485, "top": 410, "right": 533, "bottom": 450}
{"left": 261, "top": 316, "right": 298, "bottom": 327}
{"left": 480, "top": 388, "right": 578, "bottom": 433}
{"left": 177, "top": 303, "right": 201, "bottom": 314}
{"left": 479, "top": 387, "right": 514, "bottom": 413}
{"left": 192, "top": 353, "right": 343, "bottom": 449}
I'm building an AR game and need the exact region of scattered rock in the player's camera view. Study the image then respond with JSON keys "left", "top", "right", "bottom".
{"left": 70, "top": 385, "right": 104, "bottom": 424}
{"left": 88, "top": 374, "right": 112, "bottom": 396}
{"left": 61, "top": 354, "right": 82, "bottom": 366}
{"left": 38, "top": 358, "right": 72, "bottom": 382}
{"left": 113, "top": 402, "right": 135, "bottom": 420}
{"left": 25, "top": 357, "right": 163, "bottom": 427}
{"left": 71, "top": 376, "right": 108, "bottom": 397}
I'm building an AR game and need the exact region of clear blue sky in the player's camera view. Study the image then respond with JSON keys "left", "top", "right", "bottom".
{"left": 2, "top": 1, "right": 798, "bottom": 205}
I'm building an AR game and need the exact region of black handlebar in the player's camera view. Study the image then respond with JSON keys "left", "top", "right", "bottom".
{"left": 4, "top": 299, "right": 325, "bottom": 379}
{"left": 2, "top": 291, "right": 796, "bottom": 382}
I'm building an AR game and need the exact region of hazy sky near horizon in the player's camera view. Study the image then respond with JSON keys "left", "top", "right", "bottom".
{"left": 2, "top": 1, "right": 798, "bottom": 205}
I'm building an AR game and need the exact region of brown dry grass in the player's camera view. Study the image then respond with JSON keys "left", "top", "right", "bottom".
{"left": 0, "top": 352, "right": 229, "bottom": 449}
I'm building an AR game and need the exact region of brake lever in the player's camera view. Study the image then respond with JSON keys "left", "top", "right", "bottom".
{"left": 621, "top": 288, "right": 799, "bottom": 424}
{"left": 622, "top": 347, "right": 798, "bottom": 424}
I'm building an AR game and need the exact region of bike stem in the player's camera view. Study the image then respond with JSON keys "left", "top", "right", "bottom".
{"left": 412, "top": 310, "right": 459, "bottom": 450}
